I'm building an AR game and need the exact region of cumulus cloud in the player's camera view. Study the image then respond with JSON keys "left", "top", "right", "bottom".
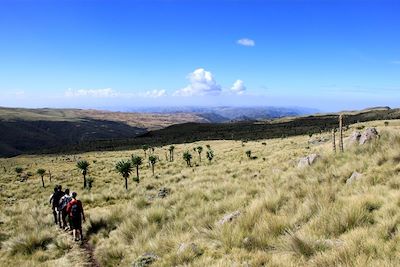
{"left": 65, "top": 88, "right": 119, "bottom": 98}
{"left": 230, "top": 80, "right": 246, "bottom": 95}
{"left": 237, "top": 38, "right": 255, "bottom": 47}
{"left": 139, "top": 89, "right": 166, "bottom": 98}
{"left": 174, "top": 68, "right": 222, "bottom": 96}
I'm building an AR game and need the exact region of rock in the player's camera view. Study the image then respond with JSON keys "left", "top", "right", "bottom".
{"left": 177, "top": 243, "right": 202, "bottom": 256}
{"left": 19, "top": 173, "right": 28, "bottom": 182}
{"left": 157, "top": 187, "right": 171, "bottom": 198}
{"left": 347, "top": 131, "right": 362, "bottom": 145}
{"left": 297, "top": 154, "right": 320, "bottom": 168}
{"left": 216, "top": 210, "right": 241, "bottom": 225}
{"left": 132, "top": 253, "right": 158, "bottom": 267}
{"left": 346, "top": 172, "right": 363, "bottom": 184}
{"left": 242, "top": 236, "right": 254, "bottom": 248}
{"left": 308, "top": 137, "right": 329, "bottom": 145}
{"left": 359, "top": 128, "right": 379, "bottom": 145}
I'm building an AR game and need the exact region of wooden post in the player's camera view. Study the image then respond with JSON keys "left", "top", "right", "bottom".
{"left": 339, "top": 114, "right": 344, "bottom": 153}
{"left": 332, "top": 128, "right": 336, "bottom": 153}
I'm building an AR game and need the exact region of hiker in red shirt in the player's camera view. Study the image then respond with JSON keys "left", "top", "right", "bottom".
{"left": 66, "top": 192, "right": 85, "bottom": 241}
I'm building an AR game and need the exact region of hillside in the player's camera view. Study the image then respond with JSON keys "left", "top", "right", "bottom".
{"left": 0, "top": 107, "right": 209, "bottom": 157}
{"left": 0, "top": 107, "right": 209, "bottom": 130}
{"left": 62, "top": 107, "right": 400, "bottom": 154}
{"left": 1, "top": 119, "right": 400, "bottom": 266}
{"left": 2, "top": 107, "right": 400, "bottom": 158}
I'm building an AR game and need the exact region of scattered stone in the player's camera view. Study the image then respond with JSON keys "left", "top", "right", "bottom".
{"left": 359, "top": 127, "right": 379, "bottom": 145}
{"left": 132, "top": 252, "right": 158, "bottom": 267}
{"left": 297, "top": 154, "right": 320, "bottom": 168}
{"left": 242, "top": 237, "right": 253, "bottom": 248}
{"left": 157, "top": 187, "right": 171, "bottom": 198}
{"left": 308, "top": 137, "right": 329, "bottom": 145}
{"left": 346, "top": 172, "right": 363, "bottom": 184}
{"left": 216, "top": 210, "right": 241, "bottom": 225}
{"left": 19, "top": 173, "right": 28, "bottom": 182}
{"left": 347, "top": 131, "right": 362, "bottom": 145}
{"left": 177, "top": 243, "right": 202, "bottom": 256}
{"left": 347, "top": 128, "right": 379, "bottom": 146}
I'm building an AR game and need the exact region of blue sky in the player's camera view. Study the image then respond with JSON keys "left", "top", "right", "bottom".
{"left": 0, "top": 0, "right": 399, "bottom": 111}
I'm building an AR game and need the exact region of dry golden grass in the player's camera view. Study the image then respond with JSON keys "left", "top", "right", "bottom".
{"left": 1, "top": 119, "right": 400, "bottom": 266}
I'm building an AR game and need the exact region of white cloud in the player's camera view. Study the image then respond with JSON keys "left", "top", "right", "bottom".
{"left": 0, "top": 90, "right": 26, "bottom": 97}
{"left": 237, "top": 38, "right": 255, "bottom": 47}
{"left": 139, "top": 89, "right": 166, "bottom": 98}
{"left": 65, "top": 88, "right": 119, "bottom": 98}
{"left": 230, "top": 80, "right": 246, "bottom": 95}
{"left": 65, "top": 88, "right": 167, "bottom": 98}
{"left": 174, "top": 68, "right": 222, "bottom": 96}
{"left": 391, "top": 60, "right": 400, "bottom": 65}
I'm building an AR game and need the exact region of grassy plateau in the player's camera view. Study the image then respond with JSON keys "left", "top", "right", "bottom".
{"left": 1, "top": 119, "right": 400, "bottom": 266}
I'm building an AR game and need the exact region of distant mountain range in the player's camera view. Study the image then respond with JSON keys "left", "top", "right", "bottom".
{"left": 120, "top": 106, "right": 319, "bottom": 122}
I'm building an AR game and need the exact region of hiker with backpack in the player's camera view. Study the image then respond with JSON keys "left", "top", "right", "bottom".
{"left": 66, "top": 192, "right": 85, "bottom": 241}
{"left": 59, "top": 188, "right": 72, "bottom": 230}
{"left": 49, "top": 185, "right": 65, "bottom": 227}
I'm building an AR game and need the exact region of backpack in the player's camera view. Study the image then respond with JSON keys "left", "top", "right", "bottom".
{"left": 70, "top": 202, "right": 80, "bottom": 218}
{"left": 59, "top": 195, "right": 72, "bottom": 210}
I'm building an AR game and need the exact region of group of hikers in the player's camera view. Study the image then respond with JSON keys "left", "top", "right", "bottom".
{"left": 49, "top": 185, "right": 85, "bottom": 241}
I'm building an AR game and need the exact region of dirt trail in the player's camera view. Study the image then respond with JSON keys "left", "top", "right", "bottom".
{"left": 58, "top": 227, "right": 100, "bottom": 267}
{"left": 80, "top": 239, "right": 101, "bottom": 267}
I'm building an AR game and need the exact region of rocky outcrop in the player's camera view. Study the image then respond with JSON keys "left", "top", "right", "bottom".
{"left": 347, "top": 131, "right": 362, "bottom": 145}
{"left": 297, "top": 154, "right": 320, "bottom": 168}
{"left": 347, "top": 128, "right": 379, "bottom": 146}
{"left": 359, "top": 128, "right": 379, "bottom": 145}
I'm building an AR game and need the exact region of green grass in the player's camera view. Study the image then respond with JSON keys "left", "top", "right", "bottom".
{"left": 1, "top": 119, "right": 400, "bottom": 266}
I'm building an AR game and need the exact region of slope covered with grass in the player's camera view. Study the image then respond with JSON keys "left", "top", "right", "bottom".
{"left": 1, "top": 120, "right": 400, "bottom": 266}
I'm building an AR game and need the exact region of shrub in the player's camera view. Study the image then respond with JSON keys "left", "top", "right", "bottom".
{"left": 15, "top": 167, "right": 23, "bottom": 175}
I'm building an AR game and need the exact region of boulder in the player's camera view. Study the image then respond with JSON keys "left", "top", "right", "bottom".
{"left": 346, "top": 172, "right": 363, "bottom": 184}
{"left": 177, "top": 243, "right": 202, "bottom": 256}
{"left": 359, "top": 128, "right": 379, "bottom": 145}
{"left": 297, "top": 154, "right": 320, "bottom": 168}
{"left": 132, "top": 253, "right": 158, "bottom": 267}
{"left": 216, "top": 210, "right": 241, "bottom": 225}
{"left": 347, "top": 131, "right": 362, "bottom": 145}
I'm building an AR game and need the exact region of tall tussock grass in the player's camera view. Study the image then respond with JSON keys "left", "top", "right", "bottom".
{"left": 2, "top": 119, "right": 400, "bottom": 266}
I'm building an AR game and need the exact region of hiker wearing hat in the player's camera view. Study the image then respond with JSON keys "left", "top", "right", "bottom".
{"left": 66, "top": 192, "right": 85, "bottom": 241}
